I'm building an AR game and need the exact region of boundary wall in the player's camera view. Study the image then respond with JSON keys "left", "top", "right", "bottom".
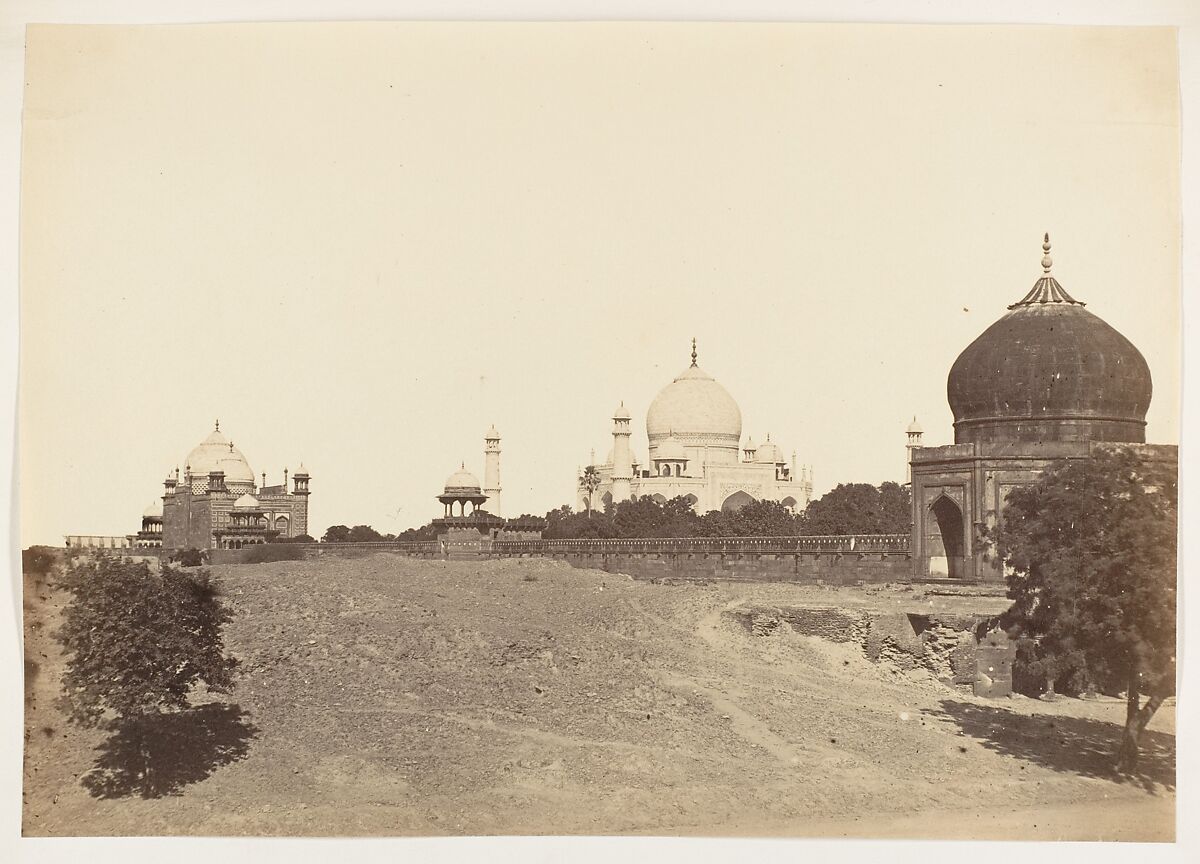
{"left": 292, "top": 534, "right": 914, "bottom": 584}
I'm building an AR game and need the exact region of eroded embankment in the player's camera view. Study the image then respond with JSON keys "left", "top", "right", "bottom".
{"left": 724, "top": 605, "right": 988, "bottom": 687}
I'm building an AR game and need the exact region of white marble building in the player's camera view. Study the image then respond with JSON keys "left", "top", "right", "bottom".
{"left": 578, "top": 342, "right": 813, "bottom": 514}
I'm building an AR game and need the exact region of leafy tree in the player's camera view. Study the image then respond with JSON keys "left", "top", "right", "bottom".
{"left": 801, "top": 482, "right": 911, "bottom": 535}
{"left": 322, "top": 524, "right": 351, "bottom": 543}
{"left": 543, "top": 504, "right": 615, "bottom": 539}
{"left": 397, "top": 521, "right": 441, "bottom": 542}
{"left": 55, "top": 556, "right": 239, "bottom": 789}
{"left": 991, "top": 448, "right": 1177, "bottom": 773}
{"left": 347, "top": 524, "right": 384, "bottom": 543}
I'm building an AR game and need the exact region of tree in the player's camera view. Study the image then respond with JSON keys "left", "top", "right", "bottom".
{"left": 55, "top": 556, "right": 239, "bottom": 789}
{"left": 801, "top": 482, "right": 911, "bottom": 535}
{"left": 579, "top": 465, "right": 602, "bottom": 517}
{"left": 347, "top": 524, "right": 384, "bottom": 543}
{"left": 991, "top": 448, "right": 1177, "bottom": 773}
{"left": 322, "top": 524, "right": 351, "bottom": 543}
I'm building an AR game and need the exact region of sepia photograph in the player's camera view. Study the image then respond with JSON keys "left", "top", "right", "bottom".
{"left": 2, "top": 1, "right": 1195, "bottom": 861}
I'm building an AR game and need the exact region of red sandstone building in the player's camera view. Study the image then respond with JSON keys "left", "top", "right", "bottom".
{"left": 158, "top": 422, "right": 311, "bottom": 551}
{"left": 910, "top": 236, "right": 1176, "bottom": 581}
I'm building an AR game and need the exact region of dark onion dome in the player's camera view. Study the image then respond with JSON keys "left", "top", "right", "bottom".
{"left": 947, "top": 235, "right": 1152, "bottom": 445}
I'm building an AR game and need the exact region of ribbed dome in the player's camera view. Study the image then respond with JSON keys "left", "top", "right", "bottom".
{"left": 947, "top": 237, "right": 1152, "bottom": 445}
{"left": 443, "top": 466, "right": 482, "bottom": 495}
{"left": 233, "top": 493, "right": 261, "bottom": 509}
{"left": 185, "top": 424, "right": 255, "bottom": 484}
{"left": 646, "top": 343, "right": 742, "bottom": 451}
{"left": 142, "top": 500, "right": 163, "bottom": 519}
{"left": 613, "top": 402, "right": 631, "bottom": 420}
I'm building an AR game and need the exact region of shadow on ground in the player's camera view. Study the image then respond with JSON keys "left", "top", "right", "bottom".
{"left": 83, "top": 703, "right": 258, "bottom": 799}
{"left": 924, "top": 699, "right": 1174, "bottom": 792}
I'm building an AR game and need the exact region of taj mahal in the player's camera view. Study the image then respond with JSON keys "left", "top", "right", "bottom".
{"left": 577, "top": 341, "right": 813, "bottom": 515}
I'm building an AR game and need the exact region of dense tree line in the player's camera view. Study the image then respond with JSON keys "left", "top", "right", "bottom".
{"left": 324, "top": 482, "right": 912, "bottom": 544}
{"left": 542, "top": 482, "right": 911, "bottom": 539}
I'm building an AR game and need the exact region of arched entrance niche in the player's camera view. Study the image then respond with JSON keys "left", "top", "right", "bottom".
{"left": 683, "top": 493, "right": 699, "bottom": 510}
{"left": 651, "top": 493, "right": 668, "bottom": 504}
{"left": 601, "top": 491, "right": 614, "bottom": 511}
{"left": 780, "top": 496, "right": 798, "bottom": 512}
{"left": 722, "top": 490, "right": 756, "bottom": 513}
{"left": 927, "top": 495, "right": 965, "bottom": 579}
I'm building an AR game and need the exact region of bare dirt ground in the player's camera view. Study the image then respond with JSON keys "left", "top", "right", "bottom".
{"left": 22, "top": 555, "right": 1175, "bottom": 840}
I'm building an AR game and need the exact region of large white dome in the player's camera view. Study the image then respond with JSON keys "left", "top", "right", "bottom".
{"left": 646, "top": 358, "right": 742, "bottom": 449}
{"left": 184, "top": 425, "right": 255, "bottom": 484}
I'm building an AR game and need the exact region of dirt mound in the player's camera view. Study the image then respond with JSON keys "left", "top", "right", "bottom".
{"left": 22, "top": 556, "right": 1174, "bottom": 838}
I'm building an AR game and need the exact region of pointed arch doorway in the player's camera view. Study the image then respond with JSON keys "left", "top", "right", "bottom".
{"left": 927, "top": 494, "right": 965, "bottom": 579}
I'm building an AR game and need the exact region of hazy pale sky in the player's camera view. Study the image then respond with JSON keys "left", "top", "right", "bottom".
{"left": 19, "top": 22, "right": 1180, "bottom": 545}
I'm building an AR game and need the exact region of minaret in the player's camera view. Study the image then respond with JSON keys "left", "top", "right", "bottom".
{"left": 292, "top": 464, "right": 311, "bottom": 538}
{"left": 905, "top": 416, "right": 924, "bottom": 484}
{"left": 611, "top": 402, "right": 633, "bottom": 503}
{"left": 484, "top": 425, "right": 502, "bottom": 516}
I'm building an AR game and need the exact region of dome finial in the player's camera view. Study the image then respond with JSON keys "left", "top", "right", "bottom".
{"left": 690, "top": 337, "right": 697, "bottom": 367}
{"left": 1041, "top": 232, "right": 1053, "bottom": 274}
{"left": 215, "top": 419, "right": 220, "bottom": 432}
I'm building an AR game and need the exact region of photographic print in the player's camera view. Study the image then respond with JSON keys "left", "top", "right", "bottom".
{"left": 15, "top": 18, "right": 1180, "bottom": 844}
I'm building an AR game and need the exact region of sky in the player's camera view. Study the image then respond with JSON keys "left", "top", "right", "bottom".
{"left": 17, "top": 22, "right": 1181, "bottom": 545}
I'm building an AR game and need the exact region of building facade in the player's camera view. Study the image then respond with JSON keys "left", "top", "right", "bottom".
{"left": 578, "top": 341, "right": 813, "bottom": 514}
{"left": 910, "top": 235, "right": 1176, "bottom": 580}
{"left": 160, "top": 423, "right": 312, "bottom": 551}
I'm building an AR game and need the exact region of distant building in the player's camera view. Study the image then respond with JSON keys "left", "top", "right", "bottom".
{"left": 910, "top": 235, "right": 1176, "bottom": 580}
{"left": 578, "top": 341, "right": 813, "bottom": 515}
{"left": 159, "top": 422, "right": 311, "bottom": 551}
{"left": 430, "top": 429, "right": 544, "bottom": 557}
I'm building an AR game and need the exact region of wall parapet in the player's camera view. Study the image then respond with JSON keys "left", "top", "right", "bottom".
{"left": 493, "top": 534, "right": 910, "bottom": 555}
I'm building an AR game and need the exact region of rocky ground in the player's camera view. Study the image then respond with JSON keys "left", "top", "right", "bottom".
{"left": 22, "top": 555, "right": 1175, "bottom": 839}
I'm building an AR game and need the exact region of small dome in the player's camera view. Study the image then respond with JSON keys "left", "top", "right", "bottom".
{"left": 613, "top": 402, "right": 631, "bottom": 420}
{"left": 947, "top": 237, "right": 1152, "bottom": 445}
{"left": 485, "top": 424, "right": 500, "bottom": 439}
{"left": 233, "top": 493, "right": 261, "bottom": 509}
{"left": 906, "top": 416, "right": 923, "bottom": 434}
{"left": 655, "top": 436, "right": 687, "bottom": 461}
{"left": 142, "top": 500, "right": 163, "bottom": 519}
{"left": 443, "top": 466, "right": 482, "bottom": 496}
{"left": 184, "top": 424, "right": 255, "bottom": 484}
{"left": 755, "top": 440, "right": 783, "bottom": 464}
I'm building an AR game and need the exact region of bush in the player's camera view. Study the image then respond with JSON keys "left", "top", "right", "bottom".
{"left": 23, "top": 545, "right": 59, "bottom": 576}
{"left": 240, "top": 544, "right": 307, "bottom": 564}
{"left": 175, "top": 548, "right": 205, "bottom": 567}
